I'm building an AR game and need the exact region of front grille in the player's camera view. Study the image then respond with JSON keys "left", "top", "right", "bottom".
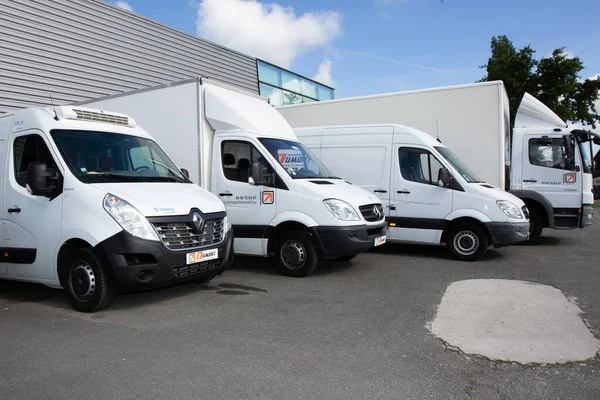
{"left": 522, "top": 206, "right": 530, "bottom": 220}
{"left": 153, "top": 218, "right": 224, "bottom": 250}
{"left": 172, "top": 258, "right": 223, "bottom": 278}
{"left": 359, "top": 203, "right": 385, "bottom": 222}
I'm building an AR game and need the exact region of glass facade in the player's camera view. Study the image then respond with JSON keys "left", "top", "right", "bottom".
{"left": 257, "top": 60, "right": 334, "bottom": 107}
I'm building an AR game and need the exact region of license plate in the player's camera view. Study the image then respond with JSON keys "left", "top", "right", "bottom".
{"left": 374, "top": 236, "right": 387, "bottom": 247}
{"left": 186, "top": 248, "right": 219, "bottom": 265}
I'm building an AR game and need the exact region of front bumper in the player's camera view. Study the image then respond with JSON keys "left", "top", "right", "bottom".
{"left": 486, "top": 221, "right": 530, "bottom": 248}
{"left": 312, "top": 221, "right": 387, "bottom": 258}
{"left": 95, "top": 228, "right": 234, "bottom": 291}
{"left": 580, "top": 204, "right": 594, "bottom": 228}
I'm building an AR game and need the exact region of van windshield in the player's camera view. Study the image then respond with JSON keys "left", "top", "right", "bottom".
{"left": 434, "top": 146, "right": 482, "bottom": 183}
{"left": 259, "top": 138, "right": 338, "bottom": 179}
{"left": 51, "top": 130, "right": 189, "bottom": 184}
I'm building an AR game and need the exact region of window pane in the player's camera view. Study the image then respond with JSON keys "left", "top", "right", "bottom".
{"left": 301, "top": 79, "right": 317, "bottom": 99}
{"left": 14, "top": 135, "right": 57, "bottom": 187}
{"left": 282, "top": 90, "right": 302, "bottom": 105}
{"left": 528, "top": 138, "right": 568, "bottom": 170}
{"left": 259, "top": 83, "right": 283, "bottom": 107}
{"left": 399, "top": 148, "right": 433, "bottom": 184}
{"left": 430, "top": 154, "right": 444, "bottom": 184}
{"left": 257, "top": 61, "right": 281, "bottom": 86}
{"left": 282, "top": 70, "right": 302, "bottom": 93}
{"left": 302, "top": 96, "right": 316, "bottom": 103}
{"left": 318, "top": 85, "right": 333, "bottom": 100}
{"left": 221, "top": 141, "right": 274, "bottom": 185}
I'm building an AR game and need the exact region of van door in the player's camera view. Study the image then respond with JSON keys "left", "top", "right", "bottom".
{"left": 318, "top": 126, "right": 394, "bottom": 209}
{"left": 213, "top": 137, "right": 278, "bottom": 256}
{"left": 389, "top": 146, "right": 453, "bottom": 244}
{"left": 1, "top": 131, "right": 63, "bottom": 281}
{"left": 522, "top": 134, "right": 582, "bottom": 227}
{"left": 0, "top": 137, "right": 6, "bottom": 276}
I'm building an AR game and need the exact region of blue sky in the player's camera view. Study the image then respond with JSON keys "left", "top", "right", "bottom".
{"left": 112, "top": 0, "right": 600, "bottom": 100}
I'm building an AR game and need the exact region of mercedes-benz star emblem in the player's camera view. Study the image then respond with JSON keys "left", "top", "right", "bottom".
{"left": 373, "top": 205, "right": 381, "bottom": 220}
{"left": 192, "top": 212, "right": 205, "bottom": 233}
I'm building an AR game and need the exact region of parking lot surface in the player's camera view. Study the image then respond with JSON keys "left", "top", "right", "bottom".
{"left": 1, "top": 222, "right": 599, "bottom": 400}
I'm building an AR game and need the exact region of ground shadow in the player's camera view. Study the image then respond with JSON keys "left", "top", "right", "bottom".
{"left": 370, "top": 242, "right": 504, "bottom": 262}
{"left": 230, "top": 256, "right": 354, "bottom": 277}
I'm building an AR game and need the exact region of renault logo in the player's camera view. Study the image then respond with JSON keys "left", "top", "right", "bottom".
{"left": 192, "top": 212, "right": 205, "bottom": 233}
{"left": 373, "top": 205, "right": 382, "bottom": 220}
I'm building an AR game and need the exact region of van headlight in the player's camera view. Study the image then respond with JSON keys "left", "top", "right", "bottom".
{"left": 323, "top": 199, "right": 361, "bottom": 221}
{"left": 103, "top": 194, "right": 159, "bottom": 241}
{"left": 497, "top": 200, "right": 523, "bottom": 219}
{"left": 224, "top": 216, "right": 232, "bottom": 231}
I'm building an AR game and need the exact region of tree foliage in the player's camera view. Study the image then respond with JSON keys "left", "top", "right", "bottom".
{"left": 479, "top": 35, "right": 600, "bottom": 128}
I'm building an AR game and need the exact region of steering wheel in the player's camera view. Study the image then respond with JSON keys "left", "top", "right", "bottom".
{"left": 134, "top": 165, "right": 151, "bottom": 171}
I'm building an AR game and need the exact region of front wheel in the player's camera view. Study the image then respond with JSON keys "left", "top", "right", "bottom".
{"left": 446, "top": 223, "right": 488, "bottom": 262}
{"left": 275, "top": 231, "right": 319, "bottom": 277}
{"left": 62, "top": 248, "right": 116, "bottom": 312}
{"left": 527, "top": 208, "right": 543, "bottom": 244}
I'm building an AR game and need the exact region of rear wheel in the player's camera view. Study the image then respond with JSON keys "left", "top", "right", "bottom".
{"left": 275, "top": 231, "right": 319, "bottom": 277}
{"left": 62, "top": 248, "right": 116, "bottom": 312}
{"left": 446, "top": 223, "right": 488, "bottom": 262}
{"left": 527, "top": 208, "right": 543, "bottom": 244}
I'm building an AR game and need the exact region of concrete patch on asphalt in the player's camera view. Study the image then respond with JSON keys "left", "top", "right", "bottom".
{"left": 429, "top": 279, "right": 600, "bottom": 364}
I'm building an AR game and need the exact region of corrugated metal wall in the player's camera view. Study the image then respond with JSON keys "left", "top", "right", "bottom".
{"left": 0, "top": 0, "right": 259, "bottom": 116}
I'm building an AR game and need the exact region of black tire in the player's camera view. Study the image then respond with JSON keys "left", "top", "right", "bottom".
{"left": 446, "top": 223, "right": 489, "bottom": 262}
{"left": 335, "top": 255, "right": 357, "bottom": 262}
{"left": 527, "top": 208, "right": 543, "bottom": 244}
{"left": 275, "top": 231, "right": 319, "bottom": 277}
{"left": 62, "top": 248, "right": 116, "bottom": 313}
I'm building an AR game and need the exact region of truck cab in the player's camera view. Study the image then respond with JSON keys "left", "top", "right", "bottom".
{"left": 509, "top": 93, "right": 600, "bottom": 241}
{"left": 295, "top": 124, "right": 531, "bottom": 261}
{"left": 0, "top": 106, "right": 233, "bottom": 312}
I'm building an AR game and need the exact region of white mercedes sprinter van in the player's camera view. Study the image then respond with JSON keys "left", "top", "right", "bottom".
{"left": 295, "top": 124, "right": 531, "bottom": 261}
{"left": 0, "top": 106, "right": 233, "bottom": 312}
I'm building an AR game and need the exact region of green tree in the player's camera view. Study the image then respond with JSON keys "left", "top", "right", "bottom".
{"left": 480, "top": 35, "right": 600, "bottom": 129}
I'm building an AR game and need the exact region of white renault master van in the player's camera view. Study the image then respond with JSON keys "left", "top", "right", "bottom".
{"left": 295, "top": 124, "right": 531, "bottom": 261}
{"left": 0, "top": 106, "right": 233, "bottom": 312}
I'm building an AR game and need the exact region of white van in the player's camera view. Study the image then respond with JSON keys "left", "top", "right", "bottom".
{"left": 295, "top": 124, "right": 531, "bottom": 261}
{"left": 0, "top": 106, "right": 234, "bottom": 312}
{"left": 81, "top": 78, "right": 388, "bottom": 276}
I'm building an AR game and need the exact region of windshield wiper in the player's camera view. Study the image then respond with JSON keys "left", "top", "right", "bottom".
{"left": 144, "top": 157, "right": 187, "bottom": 182}
{"left": 86, "top": 173, "right": 151, "bottom": 182}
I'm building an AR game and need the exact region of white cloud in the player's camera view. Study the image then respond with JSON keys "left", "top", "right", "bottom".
{"left": 115, "top": 1, "right": 133, "bottom": 12}
{"left": 314, "top": 58, "right": 333, "bottom": 86}
{"left": 196, "top": 0, "right": 341, "bottom": 68}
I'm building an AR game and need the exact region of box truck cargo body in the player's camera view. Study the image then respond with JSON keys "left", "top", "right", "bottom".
{"left": 0, "top": 106, "right": 233, "bottom": 312}
{"left": 81, "top": 78, "right": 387, "bottom": 277}
{"left": 278, "top": 81, "right": 599, "bottom": 242}
{"left": 294, "top": 124, "right": 530, "bottom": 261}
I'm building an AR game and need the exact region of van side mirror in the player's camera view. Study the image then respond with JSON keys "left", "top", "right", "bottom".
{"left": 26, "top": 162, "right": 55, "bottom": 197}
{"left": 180, "top": 168, "right": 190, "bottom": 179}
{"left": 563, "top": 135, "right": 575, "bottom": 170}
{"left": 251, "top": 161, "right": 265, "bottom": 185}
{"left": 438, "top": 167, "right": 452, "bottom": 188}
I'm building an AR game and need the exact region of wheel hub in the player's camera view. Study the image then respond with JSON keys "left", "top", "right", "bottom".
{"left": 281, "top": 240, "right": 306, "bottom": 270}
{"left": 69, "top": 262, "right": 96, "bottom": 302}
{"left": 454, "top": 231, "right": 479, "bottom": 256}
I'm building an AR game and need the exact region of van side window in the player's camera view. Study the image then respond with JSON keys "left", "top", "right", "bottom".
{"left": 399, "top": 148, "right": 444, "bottom": 185}
{"left": 13, "top": 135, "right": 57, "bottom": 187}
{"left": 221, "top": 141, "right": 274, "bottom": 185}
{"left": 528, "top": 138, "right": 568, "bottom": 170}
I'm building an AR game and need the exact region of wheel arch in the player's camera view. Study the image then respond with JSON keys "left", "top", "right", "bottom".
{"left": 441, "top": 217, "right": 493, "bottom": 245}
{"left": 509, "top": 190, "right": 553, "bottom": 228}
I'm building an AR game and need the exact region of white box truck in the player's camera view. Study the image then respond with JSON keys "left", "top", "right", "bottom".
{"left": 0, "top": 106, "right": 233, "bottom": 312}
{"left": 278, "top": 81, "right": 599, "bottom": 242}
{"left": 80, "top": 78, "right": 387, "bottom": 277}
{"left": 292, "top": 124, "right": 530, "bottom": 261}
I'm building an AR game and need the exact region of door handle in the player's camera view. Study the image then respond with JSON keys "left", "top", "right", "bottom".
{"left": 374, "top": 189, "right": 387, "bottom": 193}
{"left": 8, "top": 206, "right": 21, "bottom": 213}
{"left": 387, "top": 205, "right": 396, "bottom": 210}
{"left": 396, "top": 190, "right": 411, "bottom": 194}
{"left": 218, "top": 192, "right": 233, "bottom": 197}
{"left": 523, "top": 179, "right": 537, "bottom": 183}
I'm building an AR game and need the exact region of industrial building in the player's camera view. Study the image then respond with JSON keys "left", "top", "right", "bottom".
{"left": 0, "top": 0, "right": 334, "bottom": 116}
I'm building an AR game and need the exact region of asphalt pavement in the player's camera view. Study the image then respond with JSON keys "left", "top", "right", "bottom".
{"left": 1, "top": 221, "right": 599, "bottom": 400}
